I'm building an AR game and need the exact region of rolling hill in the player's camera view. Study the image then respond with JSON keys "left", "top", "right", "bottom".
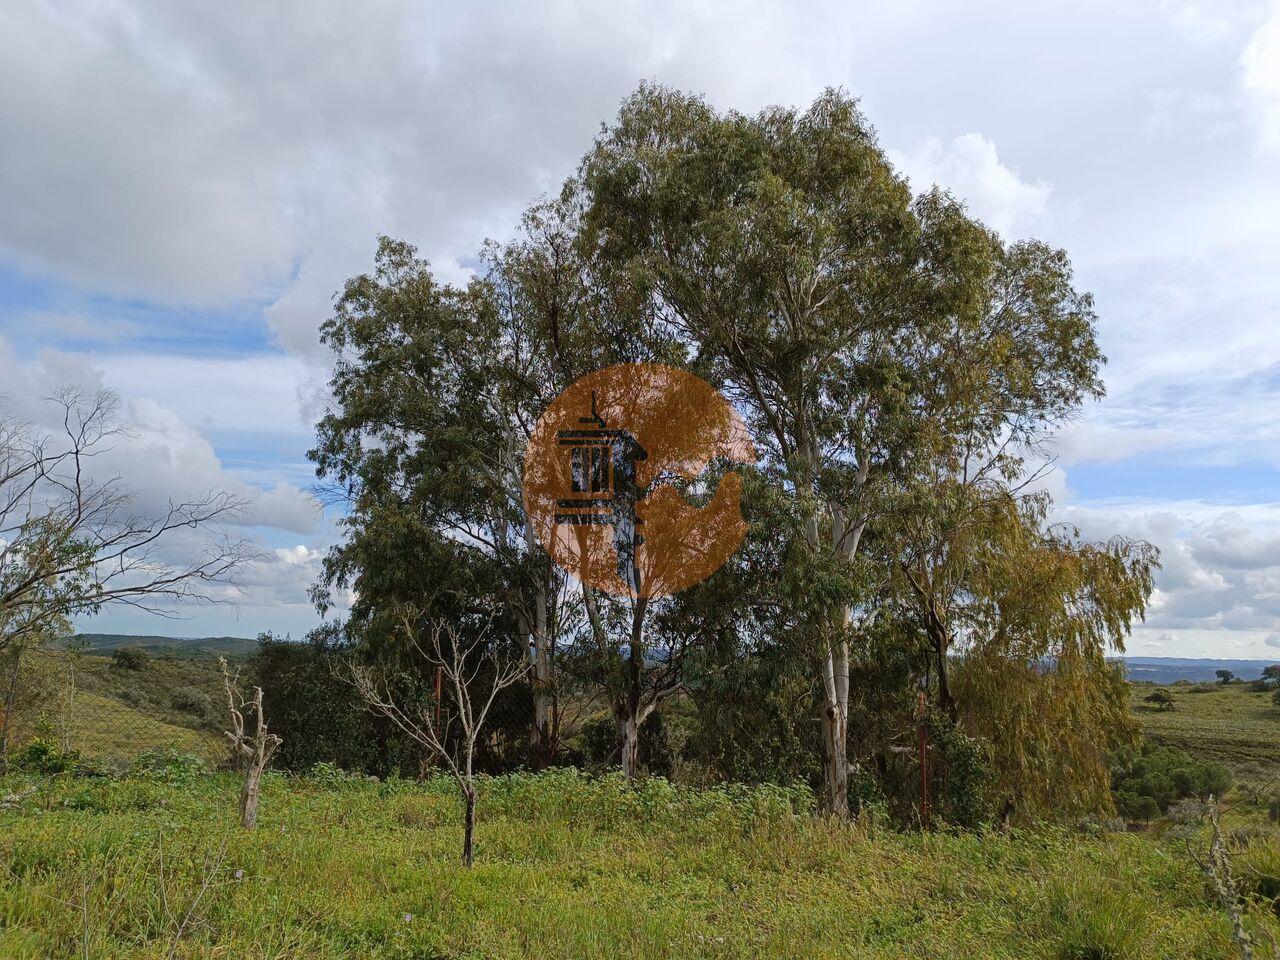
{"left": 68, "top": 632, "right": 258, "bottom": 659}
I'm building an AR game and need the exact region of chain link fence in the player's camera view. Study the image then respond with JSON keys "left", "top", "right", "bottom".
{"left": 0, "top": 645, "right": 228, "bottom": 773}
{"left": 0, "top": 641, "right": 675, "bottom": 781}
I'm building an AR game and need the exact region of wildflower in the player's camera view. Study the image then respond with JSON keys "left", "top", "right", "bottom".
{"left": 234, "top": 869, "right": 244, "bottom": 881}
{"left": 404, "top": 913, "right": 413, "bottom": 924}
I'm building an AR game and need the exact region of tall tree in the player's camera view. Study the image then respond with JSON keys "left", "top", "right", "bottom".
{"left": 312, "top": 234, "right": 566, "bottom": 765}
{"left": 580, "top": 85, "right": 1113, "bottom": 815}
{"left": 947, "top": 505, "right": 1156, "bottom": 819}
{"left": 311, "top": 199, "right": 680, "bottom": 768}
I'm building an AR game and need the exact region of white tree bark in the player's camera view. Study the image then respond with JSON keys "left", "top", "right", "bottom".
{"left": 221, "top": 658, "right": 282, "bottom": 830}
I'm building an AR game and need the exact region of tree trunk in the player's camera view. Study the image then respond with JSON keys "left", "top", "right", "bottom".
{"left": 922, "top": 601, "right": 958, "bottom": 724}
{"left": 530, "top": 684, "right": 554, "bottom": 770}
{"left": 0, "top": 647, "right": 24, "bottom": 774}
{"left": 818, "top": 631, "right": 851, "bottom": 817}
{"left": 935, "top": 642, "right": 957, "bottom": 724}
{"left": 617, "top": 598, "right": 650, "bottom": 781}
{"left": 240, "top": 763, "right": 262, "bottom": 829}
{"left": 462, "top": 787, "right": 476, "bottom": 867}
{"left": 619, "top": 712, "right": 641, "bottom": 780}
{"left": 819, "top": 699, "right": 849, "bottom": 816}
{"left": 520, "top": 552, "right": 558, "bottom": 771}
{"left": 528, "top": 581, "right": 556, "bottom": 768}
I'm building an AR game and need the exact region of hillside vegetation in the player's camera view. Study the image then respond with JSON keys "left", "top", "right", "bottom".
{"left": 0, "top": 768, "right": 1264, "bottom": 960}
{"left": 69, "top": 634, "right": 258, "bottom": 660}
{"left": 4, "top": 650, "right": 228, "bottom": 766}
{"left": 1132, "top": 682, "right": 1280, "bottom": 781}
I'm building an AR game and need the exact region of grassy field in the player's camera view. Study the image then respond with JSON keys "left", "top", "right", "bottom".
{"left": 1131, "top": 680, "right": 1280, "bottom": 789}
{"left": 0, "top": 672, "right": 1276, "bottom": 956}
{"left": 0, "top": 768, "right": 1268, "bottom": 960}
{"left": 5, "top": 650, "right": 228, "bottom": 767}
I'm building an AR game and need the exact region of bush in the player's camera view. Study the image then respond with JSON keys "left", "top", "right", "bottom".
{"left": 927, "top": 712, "right": 993, "bottom": 827}
{"left": 1110, "top": 743, "right": 1232, "bottom": 819}
{"left": 251, "top": 628, "right": 425, "bottom": 777}
{"left": 12, "top": 737, "right": 82, "bottom": 776}
{"left": 574, "top": 711, "right": 673, "bottom": 777}
{"left": 111, "top": 646, "right": 150, "bottom": 671}
{"left": 169, "top": 686, "right": 212, "bottom": 717}
{"left": 1115, "top": 790, "right": 1159, "bottom": 823}
{"left": 307, "top": 761, "right": 372, "bottom": 788}
{"left": 131, "top": 746, "right": 208, "bottom": 784}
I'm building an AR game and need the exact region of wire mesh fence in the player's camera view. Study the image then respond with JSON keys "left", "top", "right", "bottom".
{"left": 0, "top": 645, "right": 228, "bottom": 773}
{"left": 0, "top": 642, "right": 607, "bottom": 779}
{"left": 0, "top": 639, "right": 678, "bottom": 783}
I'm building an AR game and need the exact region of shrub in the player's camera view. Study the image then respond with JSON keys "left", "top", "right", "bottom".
{"left": 131, "top": 746, "right": 209, "bottom": 784}
{"left": 927, "top": 712, "right": 993, "bottom": 827}
{"left": 12, "top": 737, "right": 82, "bottom": 776}
{"left": 307, "top": 761, "right": 371, "bottom": 788}
{"left": 1115, "top": 790, "right": 1159, "bottom": 823}
{"left": 111, "top": 646, "right": 150, "bottom": 671}
{"left": 251, "top": 628, "right": 425, "bottom": 777}
{"left": 574, "top": 711, "right": 673, "bottom": 777}
{"left": 1110, "top": 743, "right": 1231, "bottom": 819}
{"left": 169, "top": 686, "right": 212, "bottom": 717}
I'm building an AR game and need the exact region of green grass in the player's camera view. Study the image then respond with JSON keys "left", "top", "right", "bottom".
{"left": 1131, "top": 681, "right": 1280, "bottom": 781}
{"left": 0, "top": 769, "right": 1264, "bottom": 959}
{"left": 6, "top": 650, "right": 227, "bottom": 767}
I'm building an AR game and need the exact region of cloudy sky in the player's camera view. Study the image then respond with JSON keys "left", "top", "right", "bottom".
{"left": 1, "top": 0, "right": 1278, "bottom": 656}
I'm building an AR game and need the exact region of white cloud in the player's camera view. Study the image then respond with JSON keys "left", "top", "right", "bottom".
{"left": 890, "top": 133, "right": 1052, "bottom": 237}
{"left": 1058, "top": 498, "right": 1280, "bottom": 656}
{"left": 0, "top": 337, "right": 320, "bottom": 536}
{"left": 1050, "top": 423, "right": 1173, "bottom": 465}
{"left": 2, "top": 0, "right": 1280, "bottom": 647}
{"left": 1242, "top": 3, "right": 1280, "bottom": 151}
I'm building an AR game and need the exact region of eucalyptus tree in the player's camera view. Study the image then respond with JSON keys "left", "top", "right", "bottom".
{"left": 580, "top": 85, "right": 1112, "bottom": 815}
{"left": 311, "top": 199, "right": 679, "bottom": 768}
{"left": 312, "top": 232, "right": 566, "bottom": 766}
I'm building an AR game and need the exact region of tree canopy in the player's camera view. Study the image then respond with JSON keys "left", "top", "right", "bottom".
{"left": 309, "top": 84, "right": 1158, "bottom": 824}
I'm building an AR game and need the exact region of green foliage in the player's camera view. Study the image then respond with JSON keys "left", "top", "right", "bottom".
{"left": 1144, "top": 688, "right": 1176, "bottom": 710}
{"left": 1216, "top": 669, "right": 1235, "bottom": 685}
{"left": 1110, "top": 743, "right": 1232, "bottom": 817}
{"left": 1038, "top": 873, "right": 1152, "bottom": 959}
{"left": 168, "top": 686, "right": 212, "bottom": 718}
{"left": 251, "top": 629, "right": 423, "bottom": 778}
{"left": 11, "top": 736, "right": 82, "bottom": 775}
{"left": 927, "top": 713, "right": 994, "bottom": 827}
{"left": 573, "top": 712, "right": 673, "bottom": 778}
{"left": 306, "top": 761, "right": 375, "bottom": 788}
{"left": 129, "top": 746, "right": 208, "bottom": 784}
{"left": 110, "top": 646, "right": 150, "bottom": 671}
{"left": 0, "top": 769, "right": 1254, "bottom": 958}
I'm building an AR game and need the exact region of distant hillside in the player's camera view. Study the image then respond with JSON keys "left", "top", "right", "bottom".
{"left": 1121, "top": 656, "right": 1278, "bottom": 684}
{"left": 69, "top": 632, "right": 258, "bottom": 660}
